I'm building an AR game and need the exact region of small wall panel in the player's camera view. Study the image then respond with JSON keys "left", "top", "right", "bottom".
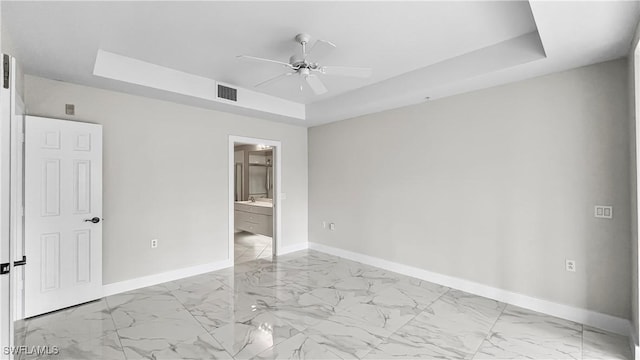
{"left": 41, "top": 159, "right": 60, "bottom": 217}
{"left": 74, "top": 133, "right": 91, "bottom": 151}
{"left": 73, "top": 160, "right": 91, "bottom": 214}
{"left": 41, "top": 233, "right": 60, "bottom": 292}
{"left": 75, "top": 230, "right": 91, "bottom": 284}
{"left": 42, "top": 131, "right": 60, "bottom": 149}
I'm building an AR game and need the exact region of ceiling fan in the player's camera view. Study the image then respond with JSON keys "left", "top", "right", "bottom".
{"left": 237, "top": 33, "right": 372, "bottom": 95}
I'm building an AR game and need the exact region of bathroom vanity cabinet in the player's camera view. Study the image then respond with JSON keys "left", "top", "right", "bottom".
{"left": 234, "top": 202, "right": 273, "bottom": 237}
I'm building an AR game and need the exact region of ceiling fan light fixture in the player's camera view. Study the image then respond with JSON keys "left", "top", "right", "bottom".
{"left": 237, "top": 32, "right": 372, "bottom": 96}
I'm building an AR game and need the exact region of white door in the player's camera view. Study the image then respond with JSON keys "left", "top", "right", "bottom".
{"left": 24, "top": 116, "right": 102, "bottom": 318}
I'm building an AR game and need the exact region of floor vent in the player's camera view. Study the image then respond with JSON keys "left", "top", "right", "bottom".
{"left": 218, "top": 85, "right": 237, "bottom": 102}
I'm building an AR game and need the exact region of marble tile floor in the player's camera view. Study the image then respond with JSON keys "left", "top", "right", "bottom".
{"left": 234, "top": 231, "right": 272, "bottom": 264}
{"left": 14, "top": 249, "right": 631, "bottom": 360}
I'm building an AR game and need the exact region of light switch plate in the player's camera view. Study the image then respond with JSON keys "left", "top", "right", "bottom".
{"left": 594, "top": 205, "right": 613, "bottom": 219}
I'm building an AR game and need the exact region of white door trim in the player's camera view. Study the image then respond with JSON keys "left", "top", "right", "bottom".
{"left": 10, "top": 85, "right": 24, "bottom": 322}
{"left": 633, "top": 42, "right": 640, "bottom": 360}
{"left": 228, "top": 136, "right": 282, "bottom": 265}
{"left": 0, "top": 53, "right": 15, "bottom": 360}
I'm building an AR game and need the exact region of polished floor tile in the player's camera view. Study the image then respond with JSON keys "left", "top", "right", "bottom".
{"left": 17, "top": 299, "right": 125, "bottom": 360}
{"left": 118, "top": 318, "right": 230, "bottom": 359}
{"left": 14, "top": 250, "right": 631, "bottom": 360}
{"left": 582, "top": 326, "right": 633, "bottom": 360}
{"left": 235, "top": 231, "right": 272, "bottom": 264}
{"left": 365, "top": 289, "right": 504, "bottom": 359}
{"left": 211, "top": 311, "right": 300, "bottom": 359}
{"left": 254, "top": 333, "right": 344, "bottom": 360}
{"left": 473, "top": 305, "right": 582, "bottom": 359}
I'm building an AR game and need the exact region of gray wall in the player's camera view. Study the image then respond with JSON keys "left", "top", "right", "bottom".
{"left": 309, "top": 59, "right": 630, "bottom": 318}
{"left": 24, "top": 75, "right": 308, "bottom": 284}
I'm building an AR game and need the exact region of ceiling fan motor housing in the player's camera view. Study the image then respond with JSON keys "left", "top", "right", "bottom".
{"left": 289, "top": 55, "right": 304, "bottom": 66}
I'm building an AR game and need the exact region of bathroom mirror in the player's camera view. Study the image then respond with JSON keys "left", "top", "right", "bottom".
{"left": 234, "top": 163, "right": 243, "bottom": 201}
{"left": 248, "top": 150, "right": 273, "bottom": 199}
{"left": 234, "top": 145, "right": 273, "bottom": 201}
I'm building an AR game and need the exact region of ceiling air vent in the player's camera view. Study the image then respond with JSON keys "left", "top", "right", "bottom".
{"left": 217, "top": 84, "right": 237, "bottom": 102}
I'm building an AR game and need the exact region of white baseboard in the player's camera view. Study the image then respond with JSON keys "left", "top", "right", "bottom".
{"left": 101, "top": 242, "right": 631, "bottom": 340}
{"left": 102, "top": 258, "right": 232, "bottom": 297}
{"left": 102, "top": 242, "right": 308, "bottom": 297}
{"left": 278, "top": 242, "right": 309, "bottom": 256}
{"left": 308, "top": 242, "right": 631, "bottom": 337}
{"left": 631, "top": 328, "right": 639, "bottom": 360}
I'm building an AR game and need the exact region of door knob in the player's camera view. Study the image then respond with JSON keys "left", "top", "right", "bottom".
{"left": 84, "top": 217, "right": 101, "bottom": 224}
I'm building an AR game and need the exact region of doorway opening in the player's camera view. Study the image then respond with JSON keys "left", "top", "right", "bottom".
{"left": 228, "top": 136, "right": 281, "bottom": 266}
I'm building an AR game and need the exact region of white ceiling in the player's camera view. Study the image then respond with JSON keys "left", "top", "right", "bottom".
{"left": 3, "top": 1, "right": 640, "bottom": 127}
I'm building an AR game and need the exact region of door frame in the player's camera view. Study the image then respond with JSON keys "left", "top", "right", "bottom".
{"left": 0, "top": 54, "right": 15, "bottom": 360}
{"left": 228, "top": 135, "right": 281, "bottom": 264}
{"left": 10, "top": 92, "right": 24, "bottom": 322}
{"left": 633, "top": 41, "right": 640, "bottom": 358}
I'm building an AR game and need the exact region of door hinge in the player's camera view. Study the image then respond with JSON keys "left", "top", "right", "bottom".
{"left": 14, "top": 256, "right": 25, "bottom": 267}
{"left": 19, "top": 133, "right": 25, "bottom": 143}
{"left": 3, "top": 54, "right": 9, "bottom": 89}
{"left": 0, "top": 262, "right": 9, "bottom": 275}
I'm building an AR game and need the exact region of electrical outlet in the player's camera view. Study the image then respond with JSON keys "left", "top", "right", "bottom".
{"left": 151, "top": 239, "right": 158, "bottom": 249}
{"left": 594, "top": 205, "right": 613, "bottom": 219}
{"left": 322, "top": 221, "right": 327, "bottom": 229}
{"left": 329, "top": 223, "right": 335, "bottom": 231}
{"left": 565, "top": 259, "right": 576, "bottom": 272}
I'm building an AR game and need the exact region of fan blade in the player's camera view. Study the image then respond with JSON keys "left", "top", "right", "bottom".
{"left": 254, "top": 72, "right": 295, "bottom": 88}
{"left": 237, "top": 55, "right": 293, "bottom": 68}
{"left": 306, "top": 40, "right": 336, "bottom": 61}
{"left": 305, "top": 74, "right": 328, "bottom": 95}
{"left": 321, "top": 66, "right": 372, "bottom": 78}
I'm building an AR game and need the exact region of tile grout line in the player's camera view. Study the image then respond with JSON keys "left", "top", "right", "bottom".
{"left": 255, "top": 244, "right": 268, "bottom": 260}
{"left": 16, "top": 319, "right": 29, "bottom": 360}
{"left": 104, "top": 297, "right": 129, "bottom": 360}
{"left": 233, "top": 263, "right": 318, "bottom": 358}
{"left": 580, "top": 323, "right": 584, "bottom": 360}
{"left": 260, "top": 258, "right": 380, "bottom": 358}
{"left": 235, "top": 239, "right": 272, "bottom": 263}
{"left": 300, "top": 256, "right": 412, "bottom": 310}
{"left": 162, "top": 281, "right": 237, "bottom": 360}
{"left": 468, "top": 300, "right": 508, "bottom": 360}
{"left": 327, "top": 281, "right": 454, "bottom": 359}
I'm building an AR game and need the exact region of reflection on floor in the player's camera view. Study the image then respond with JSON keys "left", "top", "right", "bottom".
{"left": 234, "top": 231, "right": 272, "bottom": 264}
{"left": 14, "top": 250, "right": 631, "bottom": 360}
